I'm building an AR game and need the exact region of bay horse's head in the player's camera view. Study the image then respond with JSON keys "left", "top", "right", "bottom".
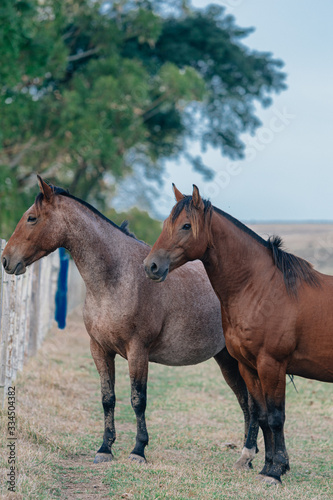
{"left": 2, "top": 175, "right": 64, "bottom": 275}
{"left": 144, "top": 184, "right": 213, "bottom": 282}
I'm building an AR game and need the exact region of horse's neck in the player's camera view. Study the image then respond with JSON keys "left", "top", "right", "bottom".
{"left": 203, "top": 211, "right": 271, "bottom": 306}
{"left": 59, "top": 198, "right": 140, "bottom": 294}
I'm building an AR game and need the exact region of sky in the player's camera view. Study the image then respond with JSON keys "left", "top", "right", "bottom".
{"left": 159, "top": 0, "right": 333, "bottom": 221}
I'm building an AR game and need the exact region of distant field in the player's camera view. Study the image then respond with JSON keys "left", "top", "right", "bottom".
{"left": 0, "top": 224, "right": 332, "bottom": 499}
{"left": 251, "top": 223, "right": 333, "bottom": 274}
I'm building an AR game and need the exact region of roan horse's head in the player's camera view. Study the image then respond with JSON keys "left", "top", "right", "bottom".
{"left": 144, "top": 184, "right": 213, "bottom": 282}
{"left": 2, "top": 175, "right": 64, "bottom": 275}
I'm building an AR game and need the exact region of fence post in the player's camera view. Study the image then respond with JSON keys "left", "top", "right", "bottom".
{"left": 12, "top": 274, "right": 23, "bottom": 381}
{"left": 17, "top": 272, "right": 29, "bottom": 372}
{"left": 5, "top": 273, "right": 17, "bottom": 394}
{"left": 28, "top": 261, "right": 41, "bottom": 357}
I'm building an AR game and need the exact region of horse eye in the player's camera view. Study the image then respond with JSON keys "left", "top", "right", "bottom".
{"left": 27, "top": 215, "right": 37, "bottom": 223}
{"left": 182, "top": 223, "right": 191, "bottom": 230}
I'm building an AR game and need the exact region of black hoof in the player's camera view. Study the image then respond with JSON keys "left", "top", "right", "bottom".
{"left": 93, "top": 452, "right": 113, "bottom": 464}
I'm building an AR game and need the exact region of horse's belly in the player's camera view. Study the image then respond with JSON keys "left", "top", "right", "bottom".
{"left": 148, "top": 335, "right": 225, "bottom": 366}
{"left": 289, "top": 352, "right": 333, "bottom": 382}
{"left": 290, "top": 323, "right": 333, "bottom": 382}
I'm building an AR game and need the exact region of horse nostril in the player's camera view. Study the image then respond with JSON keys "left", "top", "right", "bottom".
{"left": 150, "top": 262, "right": 158, "bottom": 274}
{"left": 2, "top": 256, "right": 7, "bottom": 269}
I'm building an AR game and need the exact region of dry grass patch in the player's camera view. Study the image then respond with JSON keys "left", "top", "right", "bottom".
{"left": 0, "top": 310, "right": 109, "bottom": 499}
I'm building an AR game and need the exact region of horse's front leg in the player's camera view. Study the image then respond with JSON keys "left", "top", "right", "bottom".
{"left": 90, "top": 338, "right": 116, "bottom": 463}
{"left": 257, "top": 358, "right": 290, "bottom": 483}
{"left": 238, "top": 362, "right": 277, "bottom": 483}
{"left": 214, "top": 348, "right": 259, "bottom": 469}
{"left": 127, "top": 343, "right": 149, "bottom": 463}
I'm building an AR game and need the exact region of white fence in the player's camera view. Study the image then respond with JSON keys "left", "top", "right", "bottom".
{"left": 0, "top": 240, "right": 84, "bottom": 405}
{"left": 67, "top": 257, "right": 85, "bottom": 313}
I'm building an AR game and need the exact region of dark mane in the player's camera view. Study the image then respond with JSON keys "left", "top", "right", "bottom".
{"left": 265, "top": 235, "right": 320, "bottom": 295}
{"left": 171, "top": 194, "right": 320, "bottom": 296}
{"left": 35, "top": 185, "right": 142, "bottom": 242}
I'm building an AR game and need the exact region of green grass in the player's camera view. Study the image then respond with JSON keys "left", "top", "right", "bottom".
{"left": 0, "top": 310, "right": 332, "bottom": 499}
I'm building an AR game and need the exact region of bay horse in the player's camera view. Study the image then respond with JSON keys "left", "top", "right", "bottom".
{"left": 2, "top": 176, "right": 258, "bottom": 466}
{"left": 144, "top": 184, "right": 333, "bottom": 484}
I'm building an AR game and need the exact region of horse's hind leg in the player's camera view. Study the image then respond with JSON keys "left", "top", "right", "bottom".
{"left": 90, "top": 338, "right": 116, "bottom": 464}
{"left": 214, "top": 348, "right": 259, "bottom": 469}
{"left": 127, "top": 343, "right": 149, "bottom": 463}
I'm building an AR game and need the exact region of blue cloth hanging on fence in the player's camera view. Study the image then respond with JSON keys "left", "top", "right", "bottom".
{"left": 55, "top": 248, "right": 69, "bottom": 329}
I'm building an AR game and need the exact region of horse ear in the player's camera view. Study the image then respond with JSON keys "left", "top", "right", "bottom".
{"left": 192, "top": 184, "right": 204, "bottom": 209}
{"left": 37, "top": 174, "right": 53, "bottom": 201}
{"left": 172, "top": 183, "right": 185, "bottom": 202}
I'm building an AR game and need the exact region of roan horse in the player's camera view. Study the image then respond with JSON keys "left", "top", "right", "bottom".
{"left": 144, "top": 184, "right": 333, "bottom": 484}
{"left": 2, "top": 176, "right": 258, "bottom": 465}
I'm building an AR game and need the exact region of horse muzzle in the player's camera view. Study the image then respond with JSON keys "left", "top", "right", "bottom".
{"left": 1, "top": 255, "right": 26, "bottom": 275}
{"left": 144, "top": 257, "right": 169, "bottom": 283}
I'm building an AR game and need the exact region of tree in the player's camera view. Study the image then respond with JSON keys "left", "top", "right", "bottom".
{"left": 0, "top": 0, "right": 286, "bottom": 237}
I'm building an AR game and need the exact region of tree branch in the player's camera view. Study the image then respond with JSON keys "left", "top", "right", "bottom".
{"left": 67, "top": 49, "right": 99, "bottom": 62}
